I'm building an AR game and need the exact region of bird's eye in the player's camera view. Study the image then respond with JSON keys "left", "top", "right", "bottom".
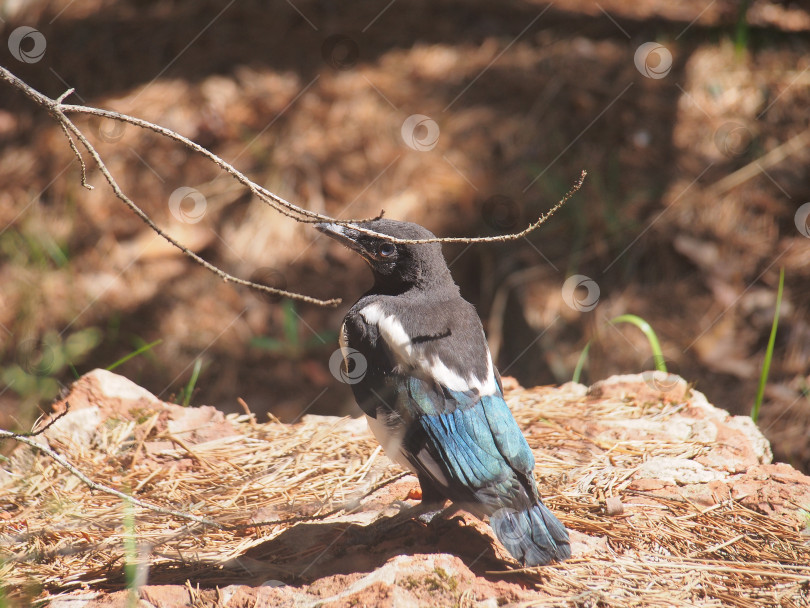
{"left": 379, "top": 242, "right": 396, "bottom": 257}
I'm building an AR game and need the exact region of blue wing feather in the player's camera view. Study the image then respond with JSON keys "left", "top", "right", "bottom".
{"left": 391, "top": 374, "right": 570, "bottom": 565}
{"left": 480, "top": 394, "right": 536, "bottom": 474}
{"left": 404, "top": 379, "right": 534, "bottom": 487}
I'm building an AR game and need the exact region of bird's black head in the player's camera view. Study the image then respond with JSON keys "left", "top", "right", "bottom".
{"left": 316, "top": 219, "right": 456, "bottom": 295}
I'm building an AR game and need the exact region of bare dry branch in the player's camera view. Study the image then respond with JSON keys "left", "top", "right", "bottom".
{"left": 0, "top": 66, "right": 340, "bottom": 307}
{"left": 340, "top": 169, "right": 586, "bottom": 244}
{"left": 0, "top": 66, "right": 584, "bottom": 305}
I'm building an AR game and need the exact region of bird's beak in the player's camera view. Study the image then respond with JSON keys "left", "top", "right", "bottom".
{"left": 316, "top": 222, "right": 370, "bottom": 259}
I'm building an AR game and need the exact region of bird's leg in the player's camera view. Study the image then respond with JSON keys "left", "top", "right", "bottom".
{"left": 410, "top": 473, "right": 449, "bottom": 524}
{"left": 416, "top": 472, "right": 447, "bottom": 506}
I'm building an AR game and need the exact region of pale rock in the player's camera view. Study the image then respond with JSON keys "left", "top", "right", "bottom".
{"left": 635, "top": 456, "right": 727, "bottom": 485}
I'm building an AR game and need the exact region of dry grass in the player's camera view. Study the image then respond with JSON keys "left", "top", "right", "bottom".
{"left": 1, "top": 410, "right": 390, "bottom": 591}
{"left": 1, "top": 379, "right": 808, "bottom": 607}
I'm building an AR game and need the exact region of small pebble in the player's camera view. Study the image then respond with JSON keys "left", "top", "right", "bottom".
{"left": 606, "top": 496, "right": 624, "bottom": 516}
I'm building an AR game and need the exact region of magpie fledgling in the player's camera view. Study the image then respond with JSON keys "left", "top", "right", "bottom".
{"left": 317, "top": 219, "right": 570, "bottom": 566}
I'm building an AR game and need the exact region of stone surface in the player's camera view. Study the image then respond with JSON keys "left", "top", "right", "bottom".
{"left": 46, "top": 368, "right": 239, "bottom": 451}
{"left": 8, "top": 371, "right": 810, "bottom": 608}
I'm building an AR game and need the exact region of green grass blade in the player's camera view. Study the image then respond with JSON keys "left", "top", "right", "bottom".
{"left": 182, "top": 358, "right": 203, "bottom": 407}
{"left": 572, "top": 341, "right": 592, "bottom": 384}
{"left": 752, "top": 267, "right": 784, "bottom": 423}
{"left": 282, "top": 299, "right": 300, "bottom": 350}
{"left": 123, "top": 497, "right": 138, "bottom": 608}
{"left": 734, "top": 0, "right": 751, "bottom": 56}
{"left": 106, "top": 339, "right": 163, "bottom": 371}
{"left": 609, "top": 314, "right": 666, "bottom": 372}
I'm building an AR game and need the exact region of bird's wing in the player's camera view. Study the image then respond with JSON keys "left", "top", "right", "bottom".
{"left": 400, "top": 376, "right": 538, "bottom": 513}
{"left": 403, "top": 376, "right": 571, "bottom": 566}
{"left": 345, "top": 298, "right": 570, "bottom": 564}
{"left": 345, "top": 298, "right": 537, "bottom": 510}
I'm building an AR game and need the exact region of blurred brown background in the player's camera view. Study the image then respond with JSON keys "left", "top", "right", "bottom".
{"left": 1, "top": 0, "right": 808, "bottom": 471}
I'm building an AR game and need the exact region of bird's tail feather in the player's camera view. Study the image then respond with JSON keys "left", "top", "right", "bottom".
{"left": 490, "top": 502, "right": 571, "bottom": 566}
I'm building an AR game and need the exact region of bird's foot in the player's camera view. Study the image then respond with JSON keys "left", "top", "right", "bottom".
{"left": 405, "top": 501, "right": 459, "bottom": 525}
{"left": 415, "top": 507, "right": 445, "bottom": 525}
{"left": 371, "top": 500, "right": 458, "bottom": 541}
{"left": 405, "top": 487, "right": 423, "bottom": 501}
{"left": 421, "top": 503, "right": 462, "bottom": 525}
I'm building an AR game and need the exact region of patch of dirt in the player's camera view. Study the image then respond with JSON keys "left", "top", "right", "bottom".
{"left": 3, "top": 370, "right": 809, "bottom": 607}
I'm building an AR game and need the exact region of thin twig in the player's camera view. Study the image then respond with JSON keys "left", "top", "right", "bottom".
{"left": 54, "top": 98, "right": 584, "bottom": 243}
{"left": 54, "top": 98, "right": 584, "bottom": 245}
{"left": 57, "top": 122, "right": 92, "bottom": 190}
{"left": 340, "top": 169, "right": 587, "bottom": 244}
{"left": 13, "top": 403, "right": 71, "bottom": 437}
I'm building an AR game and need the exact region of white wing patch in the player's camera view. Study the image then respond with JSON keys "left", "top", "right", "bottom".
{"left": 365, "top": 413, "right": 412, "bottom": 471}
{"left": 416, "top": 446, "right": 450, "bottom": 488}
{"left": 360, "top": 302, "right": 498, "bottom": 396}
{"left": 339, "top": 321, "right": 350, "bottom": 357}
{"left": 365, "top": 413, "right": 450, "bottom": 489}
{"left": 360, "top": 302, "right": 414, "bottom": 365}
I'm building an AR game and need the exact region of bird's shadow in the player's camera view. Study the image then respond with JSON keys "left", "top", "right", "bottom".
{"left": 237, "top": 510, "right": 514, "bottom": 584}
{"left": 93, "top": 510, "right": 532, "bottom": 591}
